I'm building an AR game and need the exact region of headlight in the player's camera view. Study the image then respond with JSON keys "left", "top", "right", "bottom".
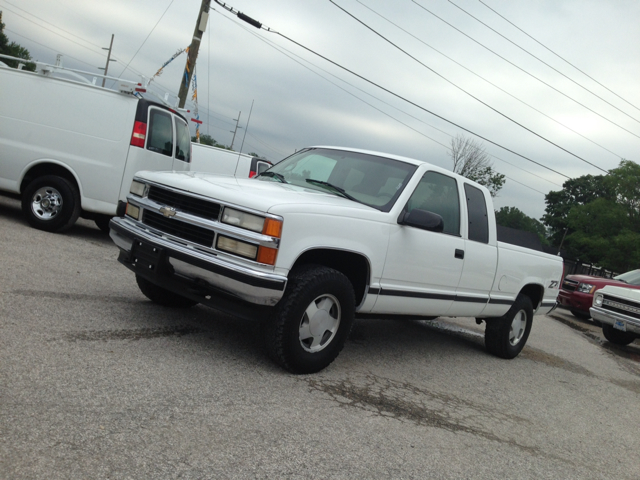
{"left": 222, "top": 207, "right": 265, "bottom": 233}
{"left": 593, "top": 293, "right": 604, "bottom": 307}
{"left": 130, "top": 180, "right": 147, "bottom": 197}
{"left": 216, "top": 235, "right": 258, "bottom": 259}
{"left": 577, "top": 283, "right": 596, "bottom": 294}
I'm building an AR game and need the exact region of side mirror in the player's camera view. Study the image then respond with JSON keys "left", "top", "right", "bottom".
{"left": 399, "top": 208, "right": 444, "bottom": 232}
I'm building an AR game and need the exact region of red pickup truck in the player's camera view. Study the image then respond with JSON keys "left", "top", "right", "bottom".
{"left": 558, "top": 269, "right": 640, "bottom": 318}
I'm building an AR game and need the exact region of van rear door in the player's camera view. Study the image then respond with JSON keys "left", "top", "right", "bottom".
{"left": 118, "top": 100, "right": 191, "bottom": 201}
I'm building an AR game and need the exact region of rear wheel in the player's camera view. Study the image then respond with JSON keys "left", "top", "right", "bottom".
{"left": 22, "top": 175, "right": 80, "bottom": 232}
{"left": 602, "top": 324, "right": 636, "bottom": 346}
{"left": 485, "top": 294, "right": 533, "bottom": 359}
{"left": 262, "top": 265, "right": 355, "bottom": 374}
{"left": 135, "top": 275, "right": 198, "bottom": 308}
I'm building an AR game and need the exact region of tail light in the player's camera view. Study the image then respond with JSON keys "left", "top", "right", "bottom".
{"left": 130, "top": 121, "right": 147, "bottom": 148}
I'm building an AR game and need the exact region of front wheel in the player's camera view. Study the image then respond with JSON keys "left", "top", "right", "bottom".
{"left": 135, "top": 275, "right": 198, "bottom": 308}
{"left": 485, "top": 294, "right": 533, "bottom": 359}
{"left": 262, "top": 265, "right": 355, "bottom": 374}
{"left": 602, "top": 324, "right": 636, "bottom": 346}
{"left": 22, "top": 175, "right": 80, "bottom": 232}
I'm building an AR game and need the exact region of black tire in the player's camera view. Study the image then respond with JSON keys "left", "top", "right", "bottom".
{"left": 570, "top": 309, "right": 591, "bottom": 320}
{"left": 485, "top": 294, "right": 533, "bottom": 359}
{"left": 94, "top": 215, "right": 112, "bottom": 234}
{"left": 602, "top": 324, "right": 636, "bottom": 346}
{"left": 22, "top": 175, "right": 80, "bottom": 232}
{"left": 135, "top": 275, "right": 198, "bottom": 308}
{"left": 262, "top": 265, "right": 355, "bottom": 374}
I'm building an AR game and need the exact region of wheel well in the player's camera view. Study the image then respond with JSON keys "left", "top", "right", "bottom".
{"left": 20, "top": 163, "right": 79, "bottom": 194}
{"left": 519, "top": 284, "right": 544, "bottom": 310}
{"left": 291, "top": 249, "right": 370, "bottom": 306}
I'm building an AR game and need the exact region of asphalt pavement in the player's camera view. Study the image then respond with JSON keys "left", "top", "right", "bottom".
{"left": 1, "top": 194, "right": 639, "bottom": 479}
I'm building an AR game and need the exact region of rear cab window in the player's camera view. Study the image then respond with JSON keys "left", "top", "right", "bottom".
{"left": 464, "top": 184, "right": 489, "bottom": 243}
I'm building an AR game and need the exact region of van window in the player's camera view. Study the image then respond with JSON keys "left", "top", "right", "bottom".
{"left": 175, "top": 118, "right": 191, "bottom": 163}
{"left": 406, "top": 171, "right": 460, "bottom": 235}
{"left": 147, "top": 109, "right": 173, "bottom": 156}
{"left": 464, "top": 184, "right": 489, "bottom": 243}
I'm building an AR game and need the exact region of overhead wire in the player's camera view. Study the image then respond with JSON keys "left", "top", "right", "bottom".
{"left": 219, "top": 10, "right": 560, "bottom": 189}
{"left": 409, "top": 0, "right": 640, "bottom": 141}
{"left": 477, "top": 0, "right": 640, "bottom": 113}
{"left": 352, "top": 0, "right": 623, "bottom": 161}
{"left": 212, "top": 0, "right": 571, "bottom": 180}
{"left": 329, "top": 0, "right": 608, "bottom": 173}
{"left": 446, "top": 0, "right": 640, "bottom": 125}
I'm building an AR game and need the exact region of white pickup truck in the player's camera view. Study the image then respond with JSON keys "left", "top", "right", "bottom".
{"left": 590, "top": 286, "right": 640, "bottom": 346}
{"left": 109, "top": 146, "right": 563, "bottom": 373}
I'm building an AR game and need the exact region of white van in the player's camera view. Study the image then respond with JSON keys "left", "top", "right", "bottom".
{"left": 190, "top": 143, "right": 272, "bottom": 178}
{"left": 0, "top": 54, "right": 192, "bottom": 232}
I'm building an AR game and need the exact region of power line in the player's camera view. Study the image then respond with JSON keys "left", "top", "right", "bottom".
{"left": 218, "top": 9, "right": 561, "bottom": 188}
{"left": 477, "top": 0, "right": 640, "bottom": 114}
{"left": 353, "top": 0, "right": 623, "bottom": 160}
{"left": 446, "top": 0, "right": 640, "bottom": 125}
{"left": 330, "top": 0, "right": 608, "bottom": 173}
{"left": 409, "top": 0, "right": 640, "bottom": 141}
{"left": 212, "top": 0, "right": 571, "bottom": 180}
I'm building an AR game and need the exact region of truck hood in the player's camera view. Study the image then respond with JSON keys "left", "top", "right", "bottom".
{"left": 565, "top": 274, "right": 640, "bottom": 290}
{"left": 137, "top": 170, "right": 381, "bottom": 215}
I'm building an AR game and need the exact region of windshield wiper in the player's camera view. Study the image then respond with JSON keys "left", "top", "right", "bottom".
{"left": 305, "top": 179, "right": 361, "bottom": 203}
{"left": 257, "top": 171, "right": 287, "bottom": 183}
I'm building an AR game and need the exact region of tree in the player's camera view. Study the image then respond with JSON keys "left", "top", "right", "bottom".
{"left": 448, "top": 134, "right": 505, "bottom": 197}
{"left": 541, "top": 174, "right": 612, "bottom": 246}
{"left": 0, "top": 13, "right": 35, "bottom": 71}
{"left": 191, "top": 134, "right": 231, "bottom": 150}
{"left": 543, "top": 160, "right": 640, "bottom": 272}
{"left": 495, "top": 206, "right": 549, "bottom": 245}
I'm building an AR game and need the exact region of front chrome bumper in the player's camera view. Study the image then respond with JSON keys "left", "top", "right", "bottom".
{"left": 590, "top": 306, "right": 640, "bottom": 335}
{"left": 109, "top": 216, "right": 287, "bottom": 306}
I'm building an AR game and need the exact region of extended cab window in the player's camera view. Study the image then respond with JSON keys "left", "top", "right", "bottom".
{"left": 147, "top": 109, "right": 173, "bottom": 156}
{"left": 406, "top": 171, "right": 460, "bottom": 235}
{"left": 464, "top": 184, "right": 489, "bottom": 243}
{"left": 175, "top": 118, "right": 191, "bottom": 163}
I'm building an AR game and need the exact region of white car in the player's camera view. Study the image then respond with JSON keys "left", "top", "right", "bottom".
{"left": 590, "top": 286, "right": 640, "bottom": 346}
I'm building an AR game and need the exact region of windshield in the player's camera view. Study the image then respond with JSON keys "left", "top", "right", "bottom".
{"left": 258, "top": 148, "right": 417, "bottom": 212}
{"left": 613, "top": 269, "right": 640, "bottom": 285}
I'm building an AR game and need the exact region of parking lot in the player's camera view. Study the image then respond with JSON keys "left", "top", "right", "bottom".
{"left": 1, "top": 194, "right": 639, "bottom": 479}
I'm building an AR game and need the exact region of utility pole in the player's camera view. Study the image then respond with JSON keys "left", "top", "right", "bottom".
{"left": 230, "top": 111, "right": 242, "bottom": 150}
{"left": 178, "top": 0, "right": 211, "bottom": 108}
{"left": 99, "top": 34, "right": 116, "bottom": 87}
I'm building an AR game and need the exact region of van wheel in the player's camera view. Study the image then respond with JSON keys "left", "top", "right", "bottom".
{"left": 22, "top": 175, "right": 80, "bottom": 232}
{"left": 485, "top": 294, "right": 533, "bottom": 359}
{"left": 94, "top": 215, "right": 112, "bottom": 234}
{"left": 135, "top": 275, "right": 198, "bottom": 308}
{"left": 262, "top": 265, "right": 355, "bottom": 374}
{"left": 602, "top": 324, "right": 636, "bottom": 346}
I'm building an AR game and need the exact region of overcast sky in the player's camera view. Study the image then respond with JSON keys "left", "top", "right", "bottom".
{"left": 2, "top": 0, "right": 639, "bottom": 219}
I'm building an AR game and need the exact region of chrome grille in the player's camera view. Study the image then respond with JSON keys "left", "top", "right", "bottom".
{"left": 143, "top": 210, "right": 214, "bottom": 247}
{"left": 148, "top": 186, "right": 221, "bottom": 220}
{"left": 601, "top": 295, "right": 640, "bottom": 320}
{"left": 562, "top": 279, "right": 579, "bottom": 291}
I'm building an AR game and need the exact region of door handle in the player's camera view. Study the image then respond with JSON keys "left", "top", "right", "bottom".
{"left": 455, "top": 249, "right": 465, "bottom": 259}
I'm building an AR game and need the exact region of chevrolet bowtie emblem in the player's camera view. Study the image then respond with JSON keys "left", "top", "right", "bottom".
{"left": 159, "top": 206, "right": 177, "bottom": 218}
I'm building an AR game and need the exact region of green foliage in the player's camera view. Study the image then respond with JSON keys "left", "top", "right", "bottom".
{"left": 495, "top": 206, "right": 549, "bottom": 246}
{"left": 464, "top": 166, "right": 506, "bottom": 198}
{"left": 449, "top": 135, "right": 505, "bottom": 197}
{"left": 191, "top": 134, "right": 231, "bottom": 150}
{"left": 543, "top": 160, "right": 640, "bottom": 271}
{"left": 0, "top": 14, "right": 36, "bottom": 71}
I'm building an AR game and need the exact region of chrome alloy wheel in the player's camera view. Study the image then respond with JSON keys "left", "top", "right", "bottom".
{"left": 299, "top": 293, "right": 341, "bottom": 353}
{"left": 509, "top": 309, "right": 527, "bottom": 346}
{"left": 30, "top": 186, "right": 63, "bottom": 221}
